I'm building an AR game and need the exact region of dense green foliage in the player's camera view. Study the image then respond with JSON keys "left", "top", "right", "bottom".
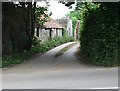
{"left": 81, "top": 2, "right": 119, "bottom": 66}
{"left": 2, "top": 37, "right": 74, "bottom": 67}
{"left": 70, "top": 2, "right": 120, "bottom": 66}
{"left": 32, "top": 36, "right": 74, "bottom": 53}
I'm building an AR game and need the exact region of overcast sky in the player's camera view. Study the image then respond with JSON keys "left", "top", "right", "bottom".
{"left": 37, "top": 0, "right": 76, "bottom": 19}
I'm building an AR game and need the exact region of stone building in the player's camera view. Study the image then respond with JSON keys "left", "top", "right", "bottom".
{"left": 34, "top": 18, "right": 64, "bottom": 43}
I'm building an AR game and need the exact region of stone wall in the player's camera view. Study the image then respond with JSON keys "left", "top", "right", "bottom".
{"left": 34, "top": 28, "right": 63, "bottom": 43}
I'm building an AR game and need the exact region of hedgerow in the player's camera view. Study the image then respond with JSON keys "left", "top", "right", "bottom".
{"left": 79, "top": 2, "right": 120, "bottom": 66}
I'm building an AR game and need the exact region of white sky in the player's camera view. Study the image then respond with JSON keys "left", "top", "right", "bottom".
{"left": 37, "top": 0, "right": 76, "bottom": 19}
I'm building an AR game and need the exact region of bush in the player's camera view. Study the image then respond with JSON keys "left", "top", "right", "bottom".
{"left": 79, "top": 2, "right": 120, "bottom": 66}
{"left": 31, "top": 36, "right": 74, "bottom": 53}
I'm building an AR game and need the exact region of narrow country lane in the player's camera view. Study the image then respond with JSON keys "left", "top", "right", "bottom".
{"left": 2, "top": 42, "right": 118, "bottom": 89}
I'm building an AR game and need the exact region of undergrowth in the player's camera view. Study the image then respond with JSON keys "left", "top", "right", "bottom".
{"left": 2, "top": 36, "right": 74, "bottom": 68}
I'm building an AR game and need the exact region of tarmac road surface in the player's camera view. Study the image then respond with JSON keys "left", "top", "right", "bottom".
{"left": 2, "top": 42, "right": 118, "bottom": 89}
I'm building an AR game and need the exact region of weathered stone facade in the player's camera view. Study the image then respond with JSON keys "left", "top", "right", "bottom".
{"left": 34, "top": 28, "right": 63, "bottom": 43}
{"left": 34, "top": 18, "right": 64, "bottom": 43}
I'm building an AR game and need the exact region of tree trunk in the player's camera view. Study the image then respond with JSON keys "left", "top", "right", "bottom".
{"left": 24, "top": 2, "right": 32, "bottom": 50}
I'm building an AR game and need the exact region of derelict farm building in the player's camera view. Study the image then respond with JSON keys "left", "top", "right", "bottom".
{"left": 34, "top": 18, "right": 64, "bottom": 43}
